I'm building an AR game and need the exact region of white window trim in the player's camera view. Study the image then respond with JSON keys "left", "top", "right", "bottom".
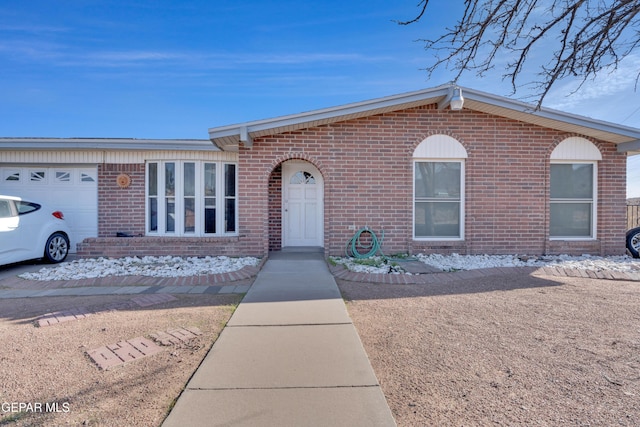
{"left": 145, "top": 160, "right": 238, "bottom": 237}
{"left": 413, "top": 158, "right": 465, "bottom": 241}
{"left": 549, "top": 160, "right": 598, "bottom": 240}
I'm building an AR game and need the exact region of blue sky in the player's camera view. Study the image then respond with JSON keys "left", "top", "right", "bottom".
{"left": 1, "top": 0, "right": 639, "bottom": 197}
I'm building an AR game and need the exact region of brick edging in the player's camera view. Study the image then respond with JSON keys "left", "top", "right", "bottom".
{"left": 1, "top": 257, "right": 267, "bottom": 290}
{"left": 327, "top": 263, "right": 640, "bottom": 283}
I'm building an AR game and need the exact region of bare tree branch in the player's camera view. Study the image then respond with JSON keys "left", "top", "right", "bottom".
{"left": 396, "top": 0, "right": 431, "bottom": 25}
{"left": 400, "top": 0, "right": 640, "bottom": 108}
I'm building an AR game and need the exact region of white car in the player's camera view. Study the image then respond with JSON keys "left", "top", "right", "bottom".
{"left": 0, "top": 195, "right": 71, "bottom": 266}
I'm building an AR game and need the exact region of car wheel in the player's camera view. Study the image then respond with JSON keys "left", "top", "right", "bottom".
{"left": 44, "top": 232, "right": 69, "bottom": 263}
{"left": 626, "top": 227, "right": 640, "bottom": 258}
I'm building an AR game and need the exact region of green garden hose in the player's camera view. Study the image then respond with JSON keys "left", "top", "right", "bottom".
{"left": 345, "top": 227, "right": 418, "bottom": 263}
{"left": 346, "top": 227, "right": 385, "bottom": 259}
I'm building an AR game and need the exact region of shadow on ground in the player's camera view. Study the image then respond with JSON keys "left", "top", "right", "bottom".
{"left": 337, "top": 270, "right": 567, "bottom": 301}
{"left": 0, "top": 293, "right": 244, "bottom": 325}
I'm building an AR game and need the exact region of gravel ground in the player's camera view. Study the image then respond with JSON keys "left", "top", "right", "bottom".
{"left": 0, "top": 292, "right": 243, "bottom": 426}
{"left": 2, "top": 254, "right": 640, "bottom": 426}
{"left": 339, "top": 271, "right": 640, "bottom": 426}
{"left": 19, "top": 254, "right": 640, "bottom": 280}
{"left": 18, "top": 256, "right": 260, "bottom": 281}
{"left": 332, "top": 253, "right": 640, "bottom": 274}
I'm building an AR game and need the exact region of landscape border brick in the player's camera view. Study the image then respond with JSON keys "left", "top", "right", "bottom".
{"left": 328, "top": 263, "right": 640, "bottom": 284}
{"left": 88, "top": 337, "right": 163, "bottom": 370}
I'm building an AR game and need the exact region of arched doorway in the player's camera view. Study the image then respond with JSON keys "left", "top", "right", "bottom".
{"left": 281, "top": 160, "right": 324, "bottom": 247}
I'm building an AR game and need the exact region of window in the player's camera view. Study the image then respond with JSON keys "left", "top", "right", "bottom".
{"left": 3, "top": 170, "right": 20, "bottom": 182}
{"left": 0, "top": 200, "right": 12, "bottom": 218}
{"left": 16, "top": 201, "right": 40, "bottom": 215}
{"left": 30, "top": 171, "right": 45, "bottom": 182}
{"left": 413, "top": 135, "right": 467, "bottom": 240}
{"left": 550, "top": 163, "right": 596, "bottom": 238}
{"left": 290, "top": 171, "right": 315, "bottom": 184}
{"left": 146, "top": 161, "right": 237, "bottom": 236}
{"left": 81, "top": 173, "right": 95, "bottom": 182}
{"left": 549, "top": 137, "right": 600, "bottom": 239}
{"left": 414, "top": 162, "right": 463, "bottom": 238}
{"left": 55, "top": 171, "right": 71, "bottom": 182}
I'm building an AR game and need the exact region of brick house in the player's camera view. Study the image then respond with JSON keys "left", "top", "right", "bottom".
{"left": 2, "top": 84, "right": 639, "bottom": 258}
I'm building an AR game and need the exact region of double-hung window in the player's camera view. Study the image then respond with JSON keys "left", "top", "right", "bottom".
{"left": 413, "top": 135, "right": 467, "bottom": 240}
{"left": 549, "top": 137, "right": 600, "bottom": 239}
{"left": 550, "top": 163, "right": 596, "bottom": 238}
{"left": 414, "top": 162, "right": 463, "bottom": 238}
{"left": 146, "top": 161, "right": 237, "bottom": 236}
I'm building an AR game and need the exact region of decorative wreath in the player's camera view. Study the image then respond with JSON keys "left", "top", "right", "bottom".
{"left": 116, "top": 173, "right": 131, "bottom": 188}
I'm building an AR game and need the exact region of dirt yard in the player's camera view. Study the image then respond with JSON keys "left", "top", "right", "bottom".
{"left": 339, "top": 271, "right": 640, "bottom": 426}
{"left": 0, "top": 292, "right": 242, "bottom": 426}
{"left": 1, "top": 269, "right": 639, "bottom": 426}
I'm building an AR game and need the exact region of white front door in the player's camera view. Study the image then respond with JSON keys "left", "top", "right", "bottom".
{"left": 282, "top": 161, "right": 323, "bottom": 247}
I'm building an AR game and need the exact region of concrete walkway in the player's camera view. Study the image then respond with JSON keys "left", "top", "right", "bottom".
{"left": 162, "top": 250, "right": 396, "bottom": 427}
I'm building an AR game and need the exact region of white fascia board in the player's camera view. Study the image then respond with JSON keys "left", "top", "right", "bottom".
{"left": 462, "top": 87, "right": 640, "bottom": 141}
{"left": 618, "top": 139, "right": 640, "bottom": 153}
{"left": 0, "top": 138, "right": 218, "bottom": 151}
{"left": 239, "top": 126, "right": 253, "bottom": 148}
{"left": 208, "top": 85, "right": 451, "bottom": 141}
{"left": 208, "top": 84, "right": 640, "bottom": 146}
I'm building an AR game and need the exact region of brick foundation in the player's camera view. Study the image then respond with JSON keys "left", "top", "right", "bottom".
{"left": 77, "top": 237, "right": 244, "bottom": 258}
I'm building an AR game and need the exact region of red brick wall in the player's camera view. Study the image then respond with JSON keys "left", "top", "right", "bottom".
{"left": 80, "top": 104, "right": 627, "bottom": 258}
{"left": 592, "top": 141, "right": 627, "bottom": 254}
{"left": 239, "top": 105, "right": 627, "bottom": 257}
{"left": 77, "top": 236, "right": 243, "bottom": 258}
{"left": 82, "top": 163, "right": 247, "bottom": 258}
{"left": 97, "top": 164, "right": 145, "bottom": 238}
{"left": 268, "top": 164, "right": 282, "bottom": 251}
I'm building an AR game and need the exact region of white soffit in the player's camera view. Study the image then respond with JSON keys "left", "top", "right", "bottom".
{"left": 209, "top": 87, "right": 449, "bottom": 150}
{"left": 0, "top": 138, "right": 216, "bottom": 152}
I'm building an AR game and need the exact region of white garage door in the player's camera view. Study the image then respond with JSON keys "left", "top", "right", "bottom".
{"left": 0, "top": 166, "right": 98, "bottom": 253}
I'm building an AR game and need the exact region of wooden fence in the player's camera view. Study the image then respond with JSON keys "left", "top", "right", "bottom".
{"left": 628, "top": 204, "right": 640, "bottom": 230}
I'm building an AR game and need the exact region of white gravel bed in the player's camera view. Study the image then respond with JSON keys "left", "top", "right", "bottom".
{"left": 333, "top": 253, "right": 640, "bottom": 274}
{"left": 19, "top": 255, "right": 261, "bottom": 281}
{"left": 18, "top": 253, "right": 640, "bottom": 281}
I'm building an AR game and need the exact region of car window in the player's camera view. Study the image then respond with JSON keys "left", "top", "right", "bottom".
{"left": 0, "top": 200, "right": 12, "bottom": 218}
{"left": 16, "top": 201, "right": 41, "bottom": 215}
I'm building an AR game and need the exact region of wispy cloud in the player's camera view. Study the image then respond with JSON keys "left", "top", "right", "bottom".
{"left": 547, "top": 54, "right": 640, "bottom": 110}
{"left": 0, "top": 40, "right": 66, "bottom": 62}
{"left": 0, "top": 40, "right": 389, "bottom": 70}
{"left": 0, "top": 24, "right": 69, "bottom": 34}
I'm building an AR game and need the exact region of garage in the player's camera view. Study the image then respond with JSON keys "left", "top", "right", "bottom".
{"left": 0, "top": 166, "right": 98, "bottom": 253}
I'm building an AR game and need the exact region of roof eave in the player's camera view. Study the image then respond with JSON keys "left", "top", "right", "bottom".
{"left": 208, "top": 84, "right": 640, "bottom": 150}
{"left": 462, "top": 87, "right": 640, "bottom": 143}
{"left": 0, "top": 138, "right": 218, "bottom": 152}
{"left": 618, "top": 139, "right": 640, "bottom": 155}
{"left": 209, "top": 85, "right": 452, "bottom": 150}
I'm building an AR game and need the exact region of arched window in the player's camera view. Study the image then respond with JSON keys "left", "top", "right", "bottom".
{"left": 549, "top": 137, "right": 601, "bottom": 239}
{"left": 413, "top": 135, "right": 467, "bottom": 239}
{"left": 289, "top": 171, "right": 316, "bottom": 184}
